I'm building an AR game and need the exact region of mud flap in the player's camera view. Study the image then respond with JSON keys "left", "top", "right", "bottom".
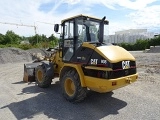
{"left": 23, "top": 62, "right": 41, "bottom": 82}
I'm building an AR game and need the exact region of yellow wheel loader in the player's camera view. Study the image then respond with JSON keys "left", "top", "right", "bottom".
{"left": 23, "top": 15, "right": 138, "bottom": 103}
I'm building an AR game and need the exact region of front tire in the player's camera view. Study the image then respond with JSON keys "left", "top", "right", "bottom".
{"left": 35, "top": 64, "right": 52, "bottom": 88}
{"left": 61, "top": 69, "right": 87, "bottom": 103}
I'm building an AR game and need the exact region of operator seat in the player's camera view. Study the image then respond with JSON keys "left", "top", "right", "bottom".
{"left": 90, "top": 33, "right": 96, "bottom": 42}
{"left": 83, "top": 33, "right": 96, "bottom": 42}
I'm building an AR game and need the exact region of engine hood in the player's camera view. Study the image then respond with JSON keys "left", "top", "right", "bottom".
{"left": 96, "top": 45, "right": 135, "bottom": 63}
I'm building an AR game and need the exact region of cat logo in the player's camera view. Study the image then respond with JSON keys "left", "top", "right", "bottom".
{"left": 91, "top": 59, "right": 98, "bottom": 65}
{"left": 122, "top": 61, "right": 130, "bottom": 69}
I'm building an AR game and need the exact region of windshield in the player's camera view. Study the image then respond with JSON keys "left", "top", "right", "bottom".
{"left": 77, "top": 19, "right": 99, "bottom": 42}
{"left": 77, "top": 19, "right": 109, "bottom": 43}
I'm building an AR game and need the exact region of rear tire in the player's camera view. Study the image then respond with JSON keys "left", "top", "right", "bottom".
{"left": 35, "top": 64, "right": 52, "bottom": 88}
{"left": 61, "top": 69, "right": 87, "bottom": 103}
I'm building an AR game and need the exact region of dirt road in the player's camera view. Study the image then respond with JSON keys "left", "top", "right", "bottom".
{"left": 0, "top": 52, "right": 160, "bottom": 120}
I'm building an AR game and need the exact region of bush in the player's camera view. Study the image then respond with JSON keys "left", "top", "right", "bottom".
{"left": 18, "top": 44, "right": 35, "bottom": 50}
{"left": 0, "top": 31, "right": 59, "bottom": 49}
{"left": 0, "top": 44, "right": 6, "bottom": 48}
{"left": 0, "top": 44, "right": 38, "bottom": 50}
{"left": 120, "top": 36, "right": 160, "bottom": 51}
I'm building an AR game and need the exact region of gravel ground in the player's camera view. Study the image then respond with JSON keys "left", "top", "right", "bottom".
{"left": 0, "top": 48, "right": 32, "bottom": 64}
{"left": 0, "top": 51, "right": 160, "bottom": 120}
{"left": 0, "top": 47, "right": 50, "bottom": 64}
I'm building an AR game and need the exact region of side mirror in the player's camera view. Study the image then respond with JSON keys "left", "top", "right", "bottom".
{"left": 54, "top": 24, "right": 59, "bottom": 32}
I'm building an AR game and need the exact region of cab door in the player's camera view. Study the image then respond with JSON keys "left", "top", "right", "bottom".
{"left": 62, "top": 20, "right": 74, "bottom": 62}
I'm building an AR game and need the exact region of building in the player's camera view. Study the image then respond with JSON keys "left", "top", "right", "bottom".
{"left": 108, "top": 29, "right": 154, "bottom": 44}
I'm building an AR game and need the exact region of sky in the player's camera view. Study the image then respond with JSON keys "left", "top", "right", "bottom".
{"left": 0, "top": 0, "right": 160, "bottom": 37}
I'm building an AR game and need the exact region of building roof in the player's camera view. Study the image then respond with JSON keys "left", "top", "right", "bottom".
{"left": 115, "top": 29, "right": 147, "bottom": 35}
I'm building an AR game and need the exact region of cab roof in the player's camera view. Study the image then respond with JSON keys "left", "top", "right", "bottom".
{"left": 61, "top": 14, "right": 109, "bottom": 24}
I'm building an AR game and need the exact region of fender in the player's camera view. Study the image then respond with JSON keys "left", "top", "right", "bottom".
{"left": 60, "top": 63, "right": 86, "bottom": 87}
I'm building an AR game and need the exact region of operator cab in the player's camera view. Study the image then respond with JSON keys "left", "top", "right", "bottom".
{"left": 54, "top": 14, "right": 109, "bottom": 62}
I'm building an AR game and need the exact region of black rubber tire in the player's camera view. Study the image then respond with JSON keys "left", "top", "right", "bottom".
{"left": 61, "top": 69, "right": 87, "bottom": 103}
{"left": 35, "top": 64, "right": 52, "bottom": 88}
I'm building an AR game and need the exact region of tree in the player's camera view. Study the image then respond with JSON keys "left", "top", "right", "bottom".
{"left": 28, "top": 34, "right": 42, "bottom": 45}
{"left": 0, "top": 33, "right": 5, "bottom": 44}
{"left": 5, "top": 30, "right": 22, "bottom": 44}
{"left": 0, "top": 30, "right": 60, "bottom": 49}
{"left": 41, "top": 34, "right": 48, "bottom": 42}
{"left": 133, "top": 39, "right": 149, "bottom": 50}
{"left": 48, "top": 34, "right": 59, "bottom": 47}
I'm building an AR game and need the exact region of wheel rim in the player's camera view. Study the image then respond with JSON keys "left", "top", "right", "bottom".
{"left": 37, "top": 70, "right": 43, "bottom": 82}
{"left": 64, "top": 78, "right": 75, "bottom": 96}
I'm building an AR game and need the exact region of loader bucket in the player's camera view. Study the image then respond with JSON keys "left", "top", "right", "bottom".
{"left": 23, "top": 62, "right": 41, "bottom": 82}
